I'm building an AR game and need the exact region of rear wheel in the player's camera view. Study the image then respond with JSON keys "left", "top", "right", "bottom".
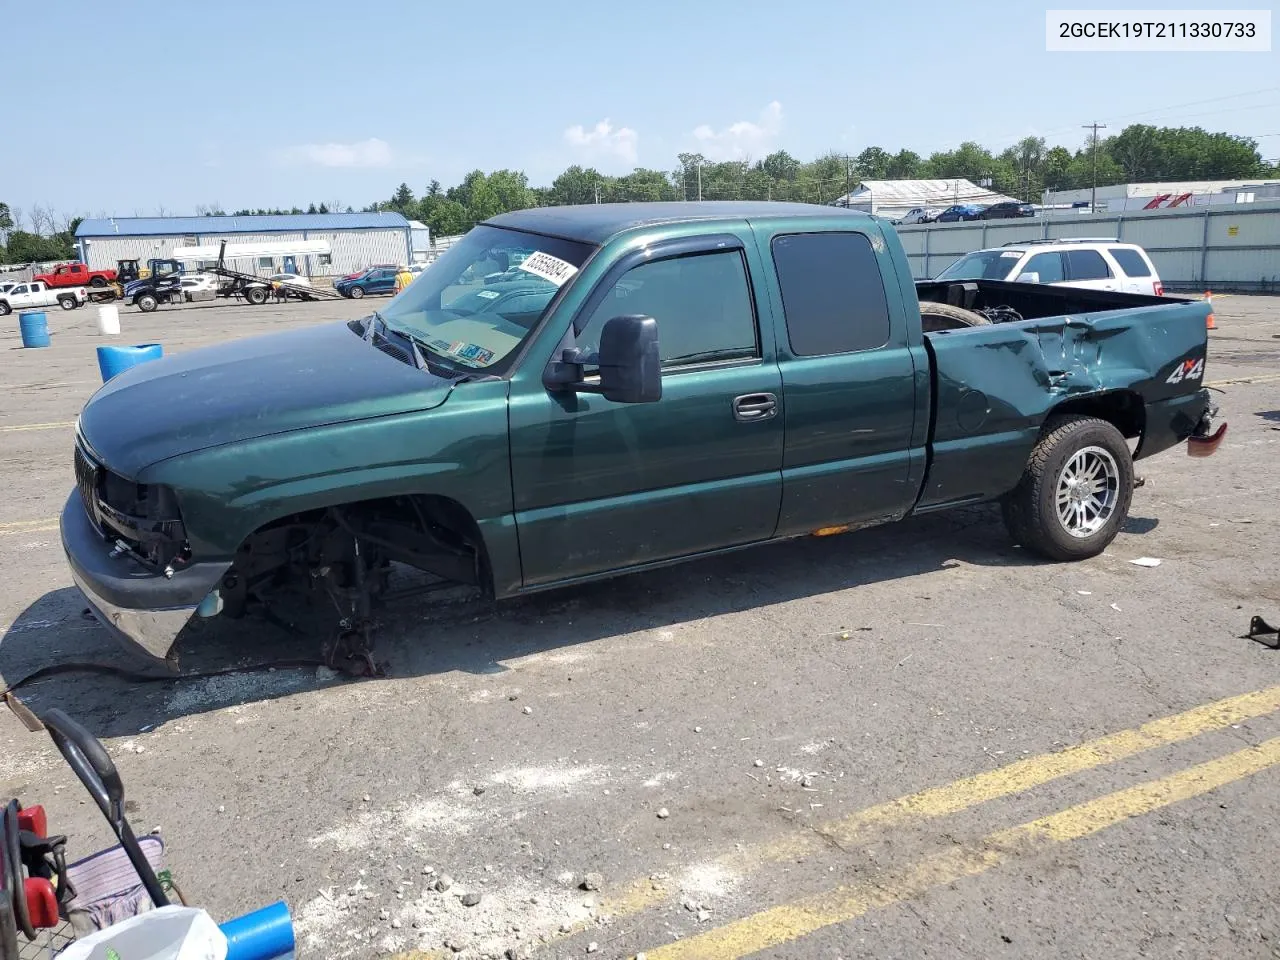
{"left": 90, "top": 276, "right": 108, "bottom": 288}
{"left": 58, "top": 296, "right": 77, "bottom": 310}
{"left": 136, "top": 293, "right": 159, "bottom": 312}
{"left": 918, "top": 301, "right": 991, "bottom": 333}
{"left": 0, "top": 302, "right": 10, "bottom": 316}
{"left": 1002, "top": 415, "right": 1135, "bottom": 561}
{"left": 349, "top": 285, "right": 365, "bottom": 299}
{"left": 245, "top": 286, "right": 268, "bottom": 305}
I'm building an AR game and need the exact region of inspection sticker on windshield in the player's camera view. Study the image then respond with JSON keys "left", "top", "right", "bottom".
{"left": 448, "top": 341, "right": 495, "bottom": 365}
{"left": 517, "top": 251, "right": 578, "bottom": 286}
{"left": 476, "top": 289, "right": 501, "bottom": 299}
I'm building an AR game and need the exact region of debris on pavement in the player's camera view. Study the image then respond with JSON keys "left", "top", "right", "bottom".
{"left": 1245, "top": 615, "right": 1280, "bottom": 650}
{"left": 656, "top": 807, "right": 670, "bottom": 819}
{"left": 435, "top": 874, "right": 454, "bottom": 892}
{"left": 461, "top": 891, "right": 483, "bottom": 907}
{"left": 1130, "top": 557, "right": 1163, "bottom": 567}
{"left": 580, "top": 872, "right": 603, "bottom": 891}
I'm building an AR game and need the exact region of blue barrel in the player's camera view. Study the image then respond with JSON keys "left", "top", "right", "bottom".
{"left": 220, "top": 901, "right": 295, "bottom": 960}
{"left": 96, "top": 343, "right": 163, "bottom": 383}
{"left": 18, "top": 312, "right": 50, "bottom": 348}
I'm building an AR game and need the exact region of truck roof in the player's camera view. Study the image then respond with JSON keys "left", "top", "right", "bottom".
{"left": 486, "top": 201, "right": 878, "bottom": 245}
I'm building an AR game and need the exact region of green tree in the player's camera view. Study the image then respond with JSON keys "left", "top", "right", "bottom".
{"left": 760, "top": 150, "right": 800, "bottom": 183}
{"left": 607, "top": 168, "right": 680, "bottom": 202}
{"left": 855, "top": 146, "right": 892, "bottom": 179}
{"left": 922, "top": 141, "right": 996, "bottom": 182}
{"left": 1106, "top": 124, "right": 1262, "bottom": 181}
{"left": 424, "top": 199, "right": 468, "bottom": 236}
{"left": 549, "top": 165, "right": 609, "bottom": 205}
{"left": 886, "top": 150, "right": 923, "bottom": 178}
{"left": 388, "top": 182, "right": 415, "bottom": 213}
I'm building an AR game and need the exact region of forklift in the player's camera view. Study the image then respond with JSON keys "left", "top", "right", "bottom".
{"left": 84, "top": 259, "right": 161, "bottom": 305}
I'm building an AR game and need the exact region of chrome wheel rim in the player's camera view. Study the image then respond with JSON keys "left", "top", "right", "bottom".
{"left": 1056, "top": 445, "right": 1120, "bottom": 538}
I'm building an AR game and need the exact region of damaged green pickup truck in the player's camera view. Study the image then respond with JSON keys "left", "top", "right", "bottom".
{"left": 61, "top": 202, "right": 1225, "bottom": 670}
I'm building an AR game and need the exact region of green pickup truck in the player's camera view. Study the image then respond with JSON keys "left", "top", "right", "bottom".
{"left": 60, "top": 202, "right": 1226, "bottom": 670}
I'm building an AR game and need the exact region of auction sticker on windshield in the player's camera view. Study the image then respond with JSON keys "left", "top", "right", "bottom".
{"left": 517, "top": 251, "right": 579, "bottom": 286}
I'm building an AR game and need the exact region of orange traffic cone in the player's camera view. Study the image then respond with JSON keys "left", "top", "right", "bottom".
{"left": 1204, "top": 291, "right": 1216, "bottom": 329}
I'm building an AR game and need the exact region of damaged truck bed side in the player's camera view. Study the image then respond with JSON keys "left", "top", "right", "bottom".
{"left": 59, "top": 202, "right": 1225, "bottom": 670}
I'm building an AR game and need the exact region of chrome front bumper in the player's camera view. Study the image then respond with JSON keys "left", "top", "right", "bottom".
{"left": 69, "top": 564, "right": 196, "bottom": 666}
{"left": 59, "top": 492, "right": 228, "bottom": 667}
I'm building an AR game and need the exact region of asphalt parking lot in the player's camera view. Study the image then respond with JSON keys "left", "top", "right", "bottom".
{"left": 2, "top": 292, "right": 1280, "bottom": 960}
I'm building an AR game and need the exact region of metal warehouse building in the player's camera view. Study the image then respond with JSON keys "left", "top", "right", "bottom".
{"left": 74, "top": 212, "right": 413, "bottom": 279}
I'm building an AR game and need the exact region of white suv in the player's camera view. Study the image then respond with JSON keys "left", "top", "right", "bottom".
{"left": 934, "top": 238, "right": 1164, "bottom": 295}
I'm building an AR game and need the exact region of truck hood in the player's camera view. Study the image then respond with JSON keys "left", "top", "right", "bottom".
{"left": 78, "top": 320, "right": 456, "bottom": 477}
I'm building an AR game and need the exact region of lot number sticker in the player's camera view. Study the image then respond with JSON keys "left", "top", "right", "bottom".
{"left": 517, "top": 251, "right": 579, "bottom": 286}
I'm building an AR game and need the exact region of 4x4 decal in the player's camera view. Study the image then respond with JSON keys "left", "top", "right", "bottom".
{"left": 1165, "top": 358, "right": 1204, "bottom": 384}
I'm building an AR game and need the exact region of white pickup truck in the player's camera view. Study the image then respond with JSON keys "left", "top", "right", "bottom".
{"left": 0, "top": 280, "right": 87, "bottom": 315}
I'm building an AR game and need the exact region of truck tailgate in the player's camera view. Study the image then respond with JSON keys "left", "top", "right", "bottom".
{"left": 914, "top": 297, "right": 1212, "bottom": 513}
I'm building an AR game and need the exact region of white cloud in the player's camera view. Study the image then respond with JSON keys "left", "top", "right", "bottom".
{"left": 272, "top": 137, "right": 394, "bottom": 168}
{"left": 691, "top": 101, "right": 784, "bottom": 161}
{"left": 563, "top": 119, "right": 639, "bottom": 166}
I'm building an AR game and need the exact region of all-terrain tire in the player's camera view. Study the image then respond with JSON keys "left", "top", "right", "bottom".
{"left": 136, "top": 293, "right": 159, "bottom": 312}
{"left": 1002, "top": 415, "right": 1135, "bottom": 562}
{"left": 90, "top": 276, "right": 108, "bottom": 287}
{"left": 919, "top": 301, "right": 991, "bottom": 333}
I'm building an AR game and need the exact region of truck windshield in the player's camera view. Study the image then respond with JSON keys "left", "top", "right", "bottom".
{"left": 934, "top": 250, "right": 1021, "bottom": 281}
{"left": 379, "top": 225, "right": 595, "bottom": 374}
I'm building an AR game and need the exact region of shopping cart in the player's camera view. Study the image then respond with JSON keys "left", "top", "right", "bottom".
{"left": 2, "top": 708, "right": 295, "bottom": 959}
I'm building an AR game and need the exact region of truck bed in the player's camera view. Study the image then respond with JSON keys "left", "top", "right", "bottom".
{"left": 913, "top": 280, "right": 1212, "bottom": 513}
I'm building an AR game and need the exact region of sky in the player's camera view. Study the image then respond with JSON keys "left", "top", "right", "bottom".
{"left": 3, "top": 0, "right": 1277, "bottom": 220}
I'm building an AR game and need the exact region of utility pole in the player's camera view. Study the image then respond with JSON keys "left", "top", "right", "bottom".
{"left": 594, "top": 183, "right": 600, "bottom": 204}
{"left": 697, "top": 161, "right": 702, "bottom": 202}
{"left": 845, "top": 154, "right": 851, "bottom": 206}
{"left": 1082, "top": 122, "right": 1107, "bottom": 212}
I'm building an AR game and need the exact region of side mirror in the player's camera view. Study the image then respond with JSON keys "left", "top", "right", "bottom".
{"left": 1015, "top": 272, "right": 1041, "bottom": 284}
{"left": 547, "top": 315, "right": 661, "bottom": 403}
{"left": 595, "top": 315, "right": 661, "bottom": 403}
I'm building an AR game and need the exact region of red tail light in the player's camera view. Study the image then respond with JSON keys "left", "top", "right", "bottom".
{"left": 1154, "top": 282, "right": 1164, "bottom": 296}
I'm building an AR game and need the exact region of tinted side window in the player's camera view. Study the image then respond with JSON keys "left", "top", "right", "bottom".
{"left": 1022, "top": 251, "right": 1065, "bottom": 283}
{"left": 1065, "top": 249, "right": 1112, "bottom": 280}
{"left": 1107, "top": 247, "right": 1151, "bottom": 277}
{"left": 577, "top": 250, "right": 758, "bottom": 371}
{"left": 771, "top": 232, "right": 890, "bottom": 356}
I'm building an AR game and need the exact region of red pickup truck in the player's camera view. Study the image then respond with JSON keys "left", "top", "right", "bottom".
{"left": 33, "top": 262, "right": 116, "bottom": 288}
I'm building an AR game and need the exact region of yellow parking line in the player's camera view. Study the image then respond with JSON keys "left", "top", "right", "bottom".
{"left": 642, "top": 736, "right": 1280, "bottom": 959}
{"left": 1205, "top": 372, "right": 1280, "bottom": 387}
{"left": 0, "top": 518, "right": 60, "bottom": 536}
{"left": 600, "top": 684, "right": 1280, "bottom": 919}
{"left": 0, "top": 420, "right": 76, "bottom": 433}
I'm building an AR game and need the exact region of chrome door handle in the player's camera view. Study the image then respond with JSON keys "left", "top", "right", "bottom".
{"left": 733, "top": 393, "right": 777, "bottom": 422}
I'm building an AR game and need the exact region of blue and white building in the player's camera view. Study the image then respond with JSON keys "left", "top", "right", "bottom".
{"left": 74, "top": 212, "right": 413, "bottom": 279}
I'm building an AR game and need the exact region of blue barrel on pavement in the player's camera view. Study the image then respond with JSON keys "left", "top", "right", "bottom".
{"left": 220, "top": 901, "right": 295, "bottom": 960}
{"left": 97, "top": 343, "right": 163, "bottom": 383}
{"left": 18, "top": 312, "right": 50, "bottom": 348}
